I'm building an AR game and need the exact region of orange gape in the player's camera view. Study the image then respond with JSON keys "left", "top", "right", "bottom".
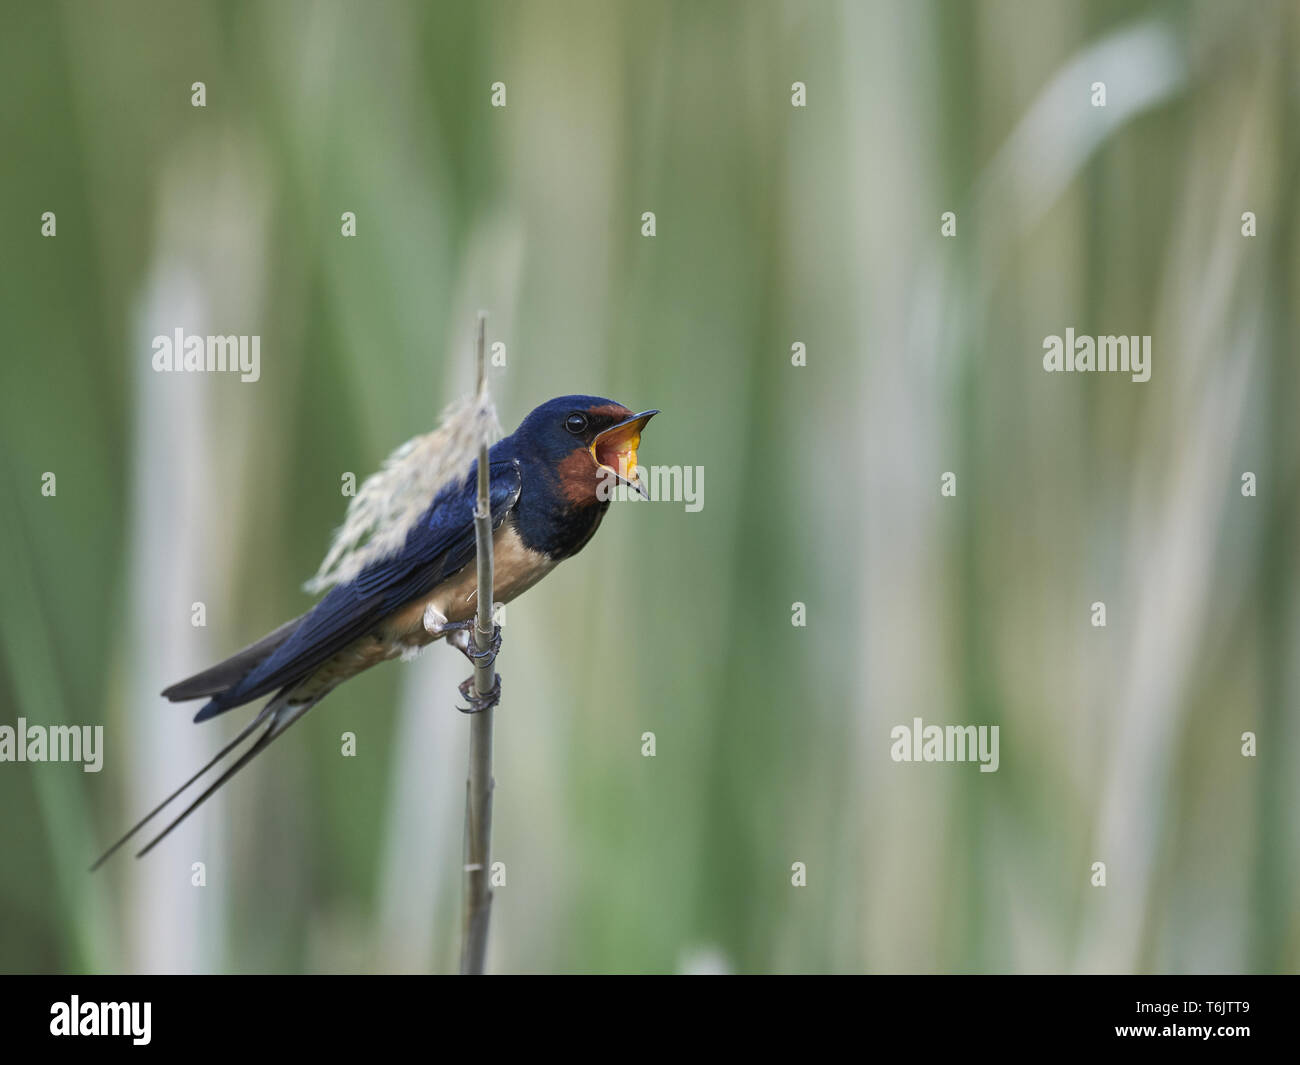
{"left": 590, "top": 410, "right": 656, "bottom": 493}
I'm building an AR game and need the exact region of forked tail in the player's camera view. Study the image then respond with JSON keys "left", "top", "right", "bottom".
{"left": 89, "top": 695, "right": 318, "bottom": 870}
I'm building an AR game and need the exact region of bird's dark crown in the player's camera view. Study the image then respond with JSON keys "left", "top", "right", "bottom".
{"left": 510, "top": 395, "right": 625, "bottom": 460}
{"left": 509, "top": 393, "right": 631, "bottom": 449}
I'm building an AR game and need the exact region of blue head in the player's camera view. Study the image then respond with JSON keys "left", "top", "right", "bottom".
{"left": 509, "top": 395, "right": 658, "bottom": 502}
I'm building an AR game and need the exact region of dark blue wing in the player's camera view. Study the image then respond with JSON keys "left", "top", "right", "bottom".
{"left": 194, "top": 458, "right": 521, "bottom": 721}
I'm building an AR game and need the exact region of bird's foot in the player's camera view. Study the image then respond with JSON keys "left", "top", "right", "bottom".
{"left": 458, "top": 672, "right": 501, "bottom": 714}
{"left": 425, "top": 608, "right": 502, "bottom": 711}
{"left": 427, "top": 608, "right": 503, "bottom": 669}
{"left": 468, "top": 623, "right": 502, "bottom": 666}
{"left": 449, "top": 622, "right": 501, "bottom": 668}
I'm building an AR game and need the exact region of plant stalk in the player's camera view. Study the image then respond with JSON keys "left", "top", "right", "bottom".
{"left": 460, "top": 311, "right": 496, "bottom": 975}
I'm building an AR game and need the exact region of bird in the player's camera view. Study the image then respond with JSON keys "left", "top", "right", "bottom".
{"left": 92, "top": 394, "right": 657, "bottom": 868}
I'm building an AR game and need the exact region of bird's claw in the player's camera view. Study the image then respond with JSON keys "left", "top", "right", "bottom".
{"left": 464, "top": 623, "right": 502, "bottom": 667}
{"left": 444, "top": 620, "right": 502, "bottom": 668}
{"left": 458, "top": 673, "right": 501, "bottom": 714}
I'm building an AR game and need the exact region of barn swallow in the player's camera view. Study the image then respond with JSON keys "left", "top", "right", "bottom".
{"left": 92, "top": 395, "right": 656, "bottom": 868}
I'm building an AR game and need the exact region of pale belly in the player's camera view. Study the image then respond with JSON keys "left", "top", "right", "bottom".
{"left": 286, "top": 521, "right": 555, "bottom": 702}
{"left": 413, "top": 521, "right": 557, "bottom": 630}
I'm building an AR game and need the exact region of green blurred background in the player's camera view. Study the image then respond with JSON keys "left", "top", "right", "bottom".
{"left": 1, "top": 0, "right": 1297, "bottom": 974}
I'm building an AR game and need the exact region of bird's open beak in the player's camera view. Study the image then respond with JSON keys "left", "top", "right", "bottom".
{"left": 591, "top": 410, "right": 658, "bottom": 499}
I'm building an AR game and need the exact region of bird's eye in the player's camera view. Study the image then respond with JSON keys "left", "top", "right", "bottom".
{"left": 565, "top": 412, "right": 588, "bottom": 434}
